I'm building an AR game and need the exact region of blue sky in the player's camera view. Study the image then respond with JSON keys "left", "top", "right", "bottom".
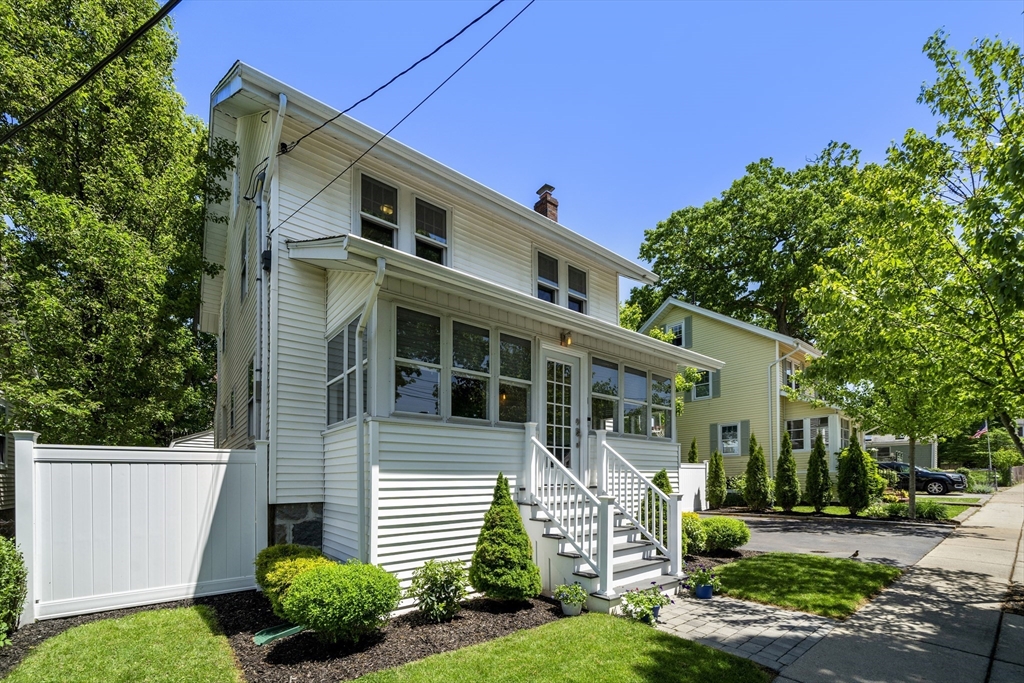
{"left": 171, "top": 0, "right": 1020, "bottom": 294}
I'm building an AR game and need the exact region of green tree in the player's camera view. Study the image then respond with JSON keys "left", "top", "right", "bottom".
{"left": 687, "top": 437, "right": 699, "bottom": 464}
{"left": 707, "top": 451, "right": 727, "bottom": 509}
{"left": 743, "top": 433, "right": 772, "bottom": 510}
{"left": 805, "top": 433, "right": 832, "bottom": 513}
{"left": 0, "top": 0, "right": 233, "bottom": 445}
{"left": 837, "top": 431, "right": 871, "bottom": 516}
{"left": 469, "top": 473, "right": 541, "bottom": 602}
{"left": 775, "top": 431, "right": 801, "bottom": 512}
{"left": 629, "top": 143, "right": 859, "bottom": 338}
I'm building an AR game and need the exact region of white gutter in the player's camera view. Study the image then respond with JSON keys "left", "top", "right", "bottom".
{"left": 356, "top": 257, "right": 386, "bottom": 562}
{"left": 767, "top": 343, "right": 805, "bottom": 477}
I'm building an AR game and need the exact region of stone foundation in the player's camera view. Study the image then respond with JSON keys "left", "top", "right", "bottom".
{"left": 271, "top": 502, "right": 324, "bottom": 548}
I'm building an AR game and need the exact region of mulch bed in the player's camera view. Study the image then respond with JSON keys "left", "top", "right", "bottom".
{"left": 1004, "top": 582, "right": 1024, "bottom": 616}
{"left": 0, "top": 590, "right": 563, "bottom": 682}
{"left": 684, "top": 548, "right": 764, "bottom": 572}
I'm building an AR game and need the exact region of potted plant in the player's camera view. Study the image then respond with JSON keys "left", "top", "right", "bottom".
{"left": 686, "top": 564, "right": 723, "bottom": 599}
{"left": 619, "top": 586, "right": 672, "bottom": 624}
{"left": 553, "top": 582, "right": 588, "bottom": 616}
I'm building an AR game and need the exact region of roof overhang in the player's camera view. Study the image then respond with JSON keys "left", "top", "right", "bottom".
{"left": 288, "top": 235, "right": 723, "bottom": 372}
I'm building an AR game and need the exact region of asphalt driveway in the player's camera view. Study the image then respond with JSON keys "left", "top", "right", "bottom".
{"left": 735, "top": 516, "right": 954, "bottom": 567}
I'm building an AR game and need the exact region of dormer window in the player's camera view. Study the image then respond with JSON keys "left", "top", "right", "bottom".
{"left": 360, "top": 175, "right": 398, "bottom": 248}
{"left": 537, "top": 252, "right": 559, "bottom": 303}
{"left": 667, "top": 322, "right": 684, "bottom": 346}
{"left": 415, "top": 199, "right": 447, "bottom": 265}
{"left": 568, "top": 265, "right": 587, "bottom": 314}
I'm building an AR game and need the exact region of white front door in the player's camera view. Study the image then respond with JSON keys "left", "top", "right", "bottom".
{"left": 542, "top": 350, "right": 581, "bottom": 479}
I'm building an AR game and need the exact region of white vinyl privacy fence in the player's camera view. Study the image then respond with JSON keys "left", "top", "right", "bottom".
{"left": 679, "top": 461, "right": 709, "bottom": 512}
{"left": 13, "top": 432, "right": 267, "bottom": 624}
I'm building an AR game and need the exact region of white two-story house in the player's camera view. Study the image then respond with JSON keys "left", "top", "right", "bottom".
{"left": 203, "top": 63, "right": 722, "bottom": 609}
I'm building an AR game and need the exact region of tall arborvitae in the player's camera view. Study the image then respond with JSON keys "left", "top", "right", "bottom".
{"left": 775, "top": 431, "right": 801, "bottom": 512}
{"left": 837, "top": 430, "right": 871, "bottom": 515}
{"left": 743, "top": 433, "right": 772, "bottom": 510}
{"left": 688, "top": 438, "right": 699, "bottom": 463}
{"left": 806, "top": 432, "right": 833, "bottom": 513}
{"left": 707, "top": 451, "right": 727, "bottom": 509}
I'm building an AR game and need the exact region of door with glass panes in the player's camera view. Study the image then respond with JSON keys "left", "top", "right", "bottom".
{"left": 541, "top": 350, "right": 581, "bottom": 479}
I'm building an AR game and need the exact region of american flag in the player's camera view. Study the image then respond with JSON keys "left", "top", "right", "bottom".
{"left": 971, "top": 421, "right": 989, "bottom": 439}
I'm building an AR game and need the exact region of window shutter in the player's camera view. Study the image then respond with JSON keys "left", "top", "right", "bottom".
{"left": 712, "top": 370, "right": 721, "bottom": 398}
{"left": 684, "top": 316, "right": 693, "bottom": 348}
{"left": 740, "top": 420, "right": 751, "bottom": 456}
{"left": 683, "top": 383, "right": 692, "bottom": 403}
{"left": 709, "top": 423, "right": 719, "bottom": 453}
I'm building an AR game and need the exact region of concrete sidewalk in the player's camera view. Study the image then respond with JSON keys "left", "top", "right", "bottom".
{"left": 780, "top": 484, "right": 1024, "bottom": 683}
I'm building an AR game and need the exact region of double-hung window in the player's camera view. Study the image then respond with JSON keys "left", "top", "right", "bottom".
{"left": 720, "top": 423, "right": 740, "bottom": 456}
{"left": 451, "top": 321, "right": 490, "bottom": 420}
{"left": 651, "top": 374, "right": 672, "bottom": 438}
{"left": 567, "top": 265, "right": 587, "bottom": 313}
{"left": 394, "top": 308, "right": 441, "bottom": 415}
{"left": 786, "top": 419, "right": 805, "bottom": 450}
{"left": 499, "top": 334, "right": 531, "bottom": 423}
{"left": 692, "top": 371, "right": 711, "bottom": 400}
{"left": 591, "top": 358, "right": 619, "bottom": 431}
{"left": 667, "top": 322, "right": 684, "bottom": 347}
{"left": 327, "top": 319, "right": 367, "bottom": 426}
{"left": 537, "top": 252, "right": 559, "bottom": 303}
{"left": 360, "top": 175, "right": 399, "bottom": 247}
{"left": 810, "top": 416, "right": 829, "bottom": 449}
{"left": 623, "top": 367, "right": 648, "bottom": 435}
{"left": 415, "top": 198, "right": 447, "bottom": 265}
{"left": 783, "top": 359, "right": 801, "bottom": 390}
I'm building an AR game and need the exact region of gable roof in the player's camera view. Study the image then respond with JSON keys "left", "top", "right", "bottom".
{"left": 205, "top": 61, "right": 659, "bottom": 285}
{"left": 639, "top": 298, "right": 821, "bottom": 356}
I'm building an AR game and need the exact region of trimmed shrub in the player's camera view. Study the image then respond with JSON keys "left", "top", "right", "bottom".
{"left": 775, "top": 431, "right": 801, "bottom": 512}
{"left": 805, "top": 432, "right": 833, "bottom": 512}
{"left": 707, "top": 451, "right": 727, "bottom": 509}
{"left": 701, "top": 517, "right": 750, "bottom": 551}
{"left": 743, "top": 433, "right": 772, "bottom": 510}
{"left": 723, "top": 490, "right": 746, "bottom": 507}
{"left": 0, "top": 537, "right": 27, "bottom": 647}
{"left": 992, "top": 448, "right": 1024, "bottom": 486}
{"left": 837, "top": 433, "right": 871, "bottom": 515}
{"left": 883, "top": 502, "right": 909, "bottom": 518}
{"left": 863, "top": 503, "right": 888, "bottom": 518}
{"left": 469, "top": 473, "right": 541, "bottom": 602}
{"left": 264, "top": 556, "right": 335, "bottom": 619}
{"left": 407, "top": 559, "right": 468, "bottom": 622}
{"left": 726, "top": 475, "right": 746, "bottom": 491}
{"left": 687, "top": 438, "right": 699, "bottom": 463}
{"left": 680, "top": 512, "right": 707, "bottom": 555}
{"left": 914, "top": 500, "right": 952, "bottom": 520}
{"left": 255, "top": 544, "right": 325, "bottom": 593}
{"left": 955, "top": 467, "right": 972, "bottom": 479}
{"left": 282, "top": 560, "right": 400, "bottom": 643}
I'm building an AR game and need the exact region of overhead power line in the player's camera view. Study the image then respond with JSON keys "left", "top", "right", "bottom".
{"left": 0, "top": 0, "right": 184, "bottom": 147}
{"left": 279, "top": 0, "right": 507, "bottom": 156}
{"left": 273, "top": 0, "right": 536, "bottom": 235}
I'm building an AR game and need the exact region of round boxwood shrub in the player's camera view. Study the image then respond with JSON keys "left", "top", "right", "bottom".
{"left": 407, "top": 559, "right": 468, "bottom": 622}
{"left": 680, "top": 512, "right": 707, "bottom": 555}
{"left": 701, "top": 517, "right": 751, "bottom": 552}
{"left": 264, "top": 555, "right": 336, "bottom": 619}
{"left": 254, "top": 543, "right": 325, "bottom": 593}
{"left": 469, "top": 473, "right": 541, "bottom": 602}
{"left": 0, "top": 536, "right": 28, "bottom": 647}
{"left": 282, "top": 560, "right": 400, "bottom": 643}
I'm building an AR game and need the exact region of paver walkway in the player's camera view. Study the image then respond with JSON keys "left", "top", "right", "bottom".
{"left": 657, "top": 594, "right": 835, "bottom": 670}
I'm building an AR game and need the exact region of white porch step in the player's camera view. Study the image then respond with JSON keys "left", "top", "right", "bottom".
{"left": 586, "top": 574, "right": 682, "bottom": 613}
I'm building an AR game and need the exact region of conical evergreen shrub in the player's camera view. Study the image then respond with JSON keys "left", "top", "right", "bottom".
{"left": 806, "top": 432, "right": 833, "bottom": 512}
{"left": 775, "top": 431, "right": 801, "bottom": 512}
{"left": 469, "top": 473, "right": 541, "bottom": 602}
{"left": 687, "top": 438, "right": 699, "bottom": 463}
{"left": 743, "top": 433, "right": 772, "bottom": 510}
{"left": 643, "top": 469, "right": 673, "bottom": 546}
{"left": 837, "top": 430, "right": 871, "bottom": 515}
{"left": 707, "top": 451, "right": 727, "bottom": 509}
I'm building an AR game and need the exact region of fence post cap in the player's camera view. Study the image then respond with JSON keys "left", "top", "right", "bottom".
{"left": 12, "top": 431, "right": 40, "bottom": 442}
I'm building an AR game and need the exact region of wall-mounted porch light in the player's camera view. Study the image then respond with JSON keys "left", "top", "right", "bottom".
{"left": 560, "top": 330, "right": 573, "bottom": 347}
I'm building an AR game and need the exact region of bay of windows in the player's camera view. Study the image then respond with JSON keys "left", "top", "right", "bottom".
{"left": 591, "top": 358, "right": 673, "bottom": 439}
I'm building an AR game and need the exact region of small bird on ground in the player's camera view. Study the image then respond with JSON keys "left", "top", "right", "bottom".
{"left": 850, "top": 550, "right": 860, "bottom": 558}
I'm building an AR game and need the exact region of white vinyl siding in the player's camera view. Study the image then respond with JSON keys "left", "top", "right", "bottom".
{"left": 323, "top": 424, "right": 359, "bottom": 560}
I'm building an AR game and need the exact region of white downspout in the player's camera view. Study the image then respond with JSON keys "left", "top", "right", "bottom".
{"left": 767, "top": 343, "right": 804, "bottom": 477}
{"left": 356, "top": 258, "right": 386, "bottom": 562}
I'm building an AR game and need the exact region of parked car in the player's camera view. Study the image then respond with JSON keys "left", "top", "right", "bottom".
{"left": 877, "top": 462, "right": 967, "bottom": 495}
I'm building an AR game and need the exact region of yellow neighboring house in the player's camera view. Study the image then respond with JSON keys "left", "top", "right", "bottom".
{"left": 641, "top": 298, "right": 855, "bottom": 484}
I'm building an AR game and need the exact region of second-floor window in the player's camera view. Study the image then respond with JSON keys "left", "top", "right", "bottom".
{"left": 537, "top": 252, "right": 559, "bottom": 303}
{"left": 415, "top": 199, "right": 447, "bottom": 265}
{"left": 783, "top": 358, "right": 802, "bottom": 390}
{"left": 360, "top": 175, "right": 399, "bottom": 248}
{"left": 667, "top": 322, "right": 684, "bottom": 347}
{"left": 692, "top": 371, "right": 711, "bottom": 400}
{"left": 568, "top": 265, "right": 587, "bottom": 313}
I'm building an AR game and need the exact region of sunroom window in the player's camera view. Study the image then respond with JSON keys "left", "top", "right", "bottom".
{"left": 568, "top": 265, "right": 587, "bottom": 314}
{"left": 394, "top": 307, "right": 441, "bottom": 415}
{"left": 623, "top": 366, "right": 648, "bottom": 435}
{"left": 651, "top": 374, "right": 672, "bottom": 438}
{"left": 499, "top": 334, "right": 531, "bottom": 423}
{"left": 840, "top": 418, "right": 851, "bottom": 449}
{"left": 452, "top": 321, "right": 489, "bottom": 420}
{"left": 537, "top": 252, "right": 559, "bottom": 303}
{"left": 591, "top": 358, "right": 619, "bottom": 431}
{"left": 360, "top": 175, "right": 398, "bottom": 248}
{"left": 810, "top": 416, "right": 829, "bottom": 448}
{"left": 415, "top": 198, "right": 447, "bottom": 265}
{"left": 327, "top": 319, "right": 367, "bottom": 426}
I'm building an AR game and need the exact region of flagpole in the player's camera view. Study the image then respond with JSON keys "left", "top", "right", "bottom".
{"left": 985, "top": 419, "right": 996, "bottom": 491}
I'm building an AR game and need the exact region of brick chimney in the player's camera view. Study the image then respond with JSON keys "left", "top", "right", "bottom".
{"left": 533, "top": 184, "right": 558, "bottom": 222}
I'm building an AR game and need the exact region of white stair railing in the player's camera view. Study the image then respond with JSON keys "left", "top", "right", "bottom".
{"left": 597, "top": 431, "right": 683, "bottom": 579}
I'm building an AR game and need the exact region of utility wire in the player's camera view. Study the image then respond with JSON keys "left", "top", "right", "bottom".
{"left": 280, "top": 0, "right": 506, "bottom": 156}
{"left": 0, "top": 0, "right": 184, "bottom": 147}
{"left": 273, "top": 0, "right": 535, "bottom": 235}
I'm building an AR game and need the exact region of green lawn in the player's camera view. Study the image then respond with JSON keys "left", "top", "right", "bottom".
{"left": 360, "top": 613, "right": 770, "bottom": 683}
{"left": 716, "top": 552, "right": 902, "bottom": 619}
{"left": 930, "top": 497, "right": 980, "bottom": 503}
{"left": 3, "top": 606, "right": 240, "bottom": 683}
